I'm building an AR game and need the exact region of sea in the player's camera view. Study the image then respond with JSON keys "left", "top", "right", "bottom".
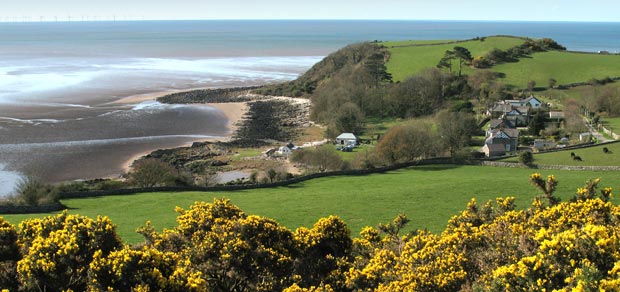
{"left": 1, "top": 20, "right": 619, "bottom": 197}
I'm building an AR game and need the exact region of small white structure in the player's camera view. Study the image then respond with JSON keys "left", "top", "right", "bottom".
{"left": 277, "top": 142, "right": 297, "bottom": 157}
{"left": 549, "top": 111, "right": 565, "bottom": 120}
{"left": 336, "top": 133, "right": 358, "bottom": 146}
{"left": 579, "top": 132, "right": 592, "bottom": 142}
{"left": 534, "top": 139, "right": 556, "bottom": 151}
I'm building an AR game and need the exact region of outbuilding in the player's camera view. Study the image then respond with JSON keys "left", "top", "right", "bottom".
{"left": 482, "top": 143, "right": 506, "bottom": 157}
{"left": 335, "top": 133, "right": 358, "bottom": 146}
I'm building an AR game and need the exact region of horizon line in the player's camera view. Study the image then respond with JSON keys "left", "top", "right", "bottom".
{"left": 0, "top": 18, "right": 618, "bottom": 24}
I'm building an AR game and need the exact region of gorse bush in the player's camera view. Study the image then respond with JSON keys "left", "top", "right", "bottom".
{"left": 1, "top": 174, "right": 620, "bottom": 291}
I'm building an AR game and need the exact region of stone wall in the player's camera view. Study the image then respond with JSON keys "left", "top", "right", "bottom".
{"left": 0, "top": 202, "right": 67, "bottom": 214}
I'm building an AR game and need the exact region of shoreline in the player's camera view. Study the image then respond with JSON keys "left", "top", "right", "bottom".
{"left": 116, "top": 91, "right": 248, "bottom": 174}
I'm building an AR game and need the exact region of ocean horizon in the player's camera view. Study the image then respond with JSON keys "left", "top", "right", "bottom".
{"left": 1, "top": 20, "right": 619, "bottom": 197}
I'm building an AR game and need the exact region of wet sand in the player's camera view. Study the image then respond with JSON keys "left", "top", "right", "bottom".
{"left": 119, "top": 95, "right": 248, "bottom": 173}
{"left": 0, "top": 89, "right": 249, "bottom": 190}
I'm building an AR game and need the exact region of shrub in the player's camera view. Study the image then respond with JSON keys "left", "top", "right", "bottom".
{"left": 519, "top": 151, "right": 535, "bottom": 164}
{"left": 128, "top": 159, "right": 178, "bottom": 188}
{"left": 14, "top": 177, "right": 57, "bottom": 206}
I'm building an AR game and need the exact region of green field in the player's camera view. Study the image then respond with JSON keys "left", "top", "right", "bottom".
{"left": 4, "top": 165, "right": 620, "bottom": 244}
{"left": 601, "top": 117, "right": 620, "bottom": 134}
{"left": 384, "top": 36, "right": 620, "bottom": 89}
{"left": 502, "top": 142, "right": 620, "bottom": 165}
{"left": 492, "top": 51, "right": 620, "bottom": 88}
{"left": 385, "top": 36, "right": 525, "bottom": 81}
{"left": 383, "top": 39, "right": 455, "bottom": 46}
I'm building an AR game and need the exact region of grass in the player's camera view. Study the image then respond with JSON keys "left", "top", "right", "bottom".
{"left": 501, "top": 142, "right": 620, "bottom": 165}
{"left": 601, "top": 117, "right": 620, "bottom": 134}
{"left": 383, "top": 40, "right": 456, "bottom": 46}
{"left": 4, "top": 165, "right": 620, "bottom": 244}
{"left": 385, "top": 35, "right": 620, "bottom": 89}
{"left": 335, "top": 144, "right": 374, "bottom": 161}
{"left": 230, "top": 148, "right": 263, "bottom": 161}
{"left": 385, "top": 36, "right": 526, "bottom": 81}
{"left": 492, "top": 51, "right": 620, "bottom": 88}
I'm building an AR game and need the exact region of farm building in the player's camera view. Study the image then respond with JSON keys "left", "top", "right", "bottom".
{"left": 336, "top": 133, "right": 358, "bottom": 146}
{"left": 482, "top": 143, "right": 506, "bottom": 157}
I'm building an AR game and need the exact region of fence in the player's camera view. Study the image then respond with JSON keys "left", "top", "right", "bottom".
{"left": 601, "top": 126, "right": 620, "bottom": 140}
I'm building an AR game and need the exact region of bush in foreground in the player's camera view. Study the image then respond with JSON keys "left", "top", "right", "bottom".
{"left": 1, "top": 174, "right": 620, "bottom": 291}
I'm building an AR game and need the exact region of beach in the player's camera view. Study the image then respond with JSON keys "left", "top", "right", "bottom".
{"left": 119, "top": 92, "right": 248, "bottom": 173}
{"left": 0, "top": 88, "right": 249, "bottom": 198}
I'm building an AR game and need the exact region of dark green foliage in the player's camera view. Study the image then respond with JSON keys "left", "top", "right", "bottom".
{"left": 255, "top": 43, "right": 381, "bottom": 97}
{"left": 437, "top": 110, "right": 478, "bottom": 157}
{"left": 128, "top": 159, "right": 180, "bottom": 188}
{"left": 14, "top": 177, "right": 58, "bottom": 206}
{"left": 519, "top": 151, "right": 535, "bottom": 165}
{"left": 327, "top": 102, "right": 365, "bottom": 138}
{"left": 386, "top": 68, "right": 453, "bottom": 118}
{"left": 290, "top": 145, "right": 344, "bottom": 173}
{"left": 365, "top": 52, "right": 393, "bottom": 87}
{"left": 438, "top": 46, "right": 473, "bottom": 77}
{"left": 528, "top": 110, "right": 546, "bottom": 135}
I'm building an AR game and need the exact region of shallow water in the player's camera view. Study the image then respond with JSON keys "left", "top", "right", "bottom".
{"left": 1, "top": 20, "right": 619, "bottom": 197}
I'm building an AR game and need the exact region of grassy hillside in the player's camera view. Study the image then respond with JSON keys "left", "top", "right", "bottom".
{"left": 4, "top": 165, "right": 620, "bottom": 243}
{"left": 384, "top": 36, "right": 620, "bottom": 88}
{"left": 384, "top": 36, "right": 526, "bottom": 82}
{"left": 492, "top": 51, "right": 620, "bottom": 88}
{"left": 502, "top": 142, "right": 620, "bottom": 165}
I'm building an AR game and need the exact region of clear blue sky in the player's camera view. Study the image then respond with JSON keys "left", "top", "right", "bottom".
{"left": 2, "top": 0, "right": 619, "bottom": 22}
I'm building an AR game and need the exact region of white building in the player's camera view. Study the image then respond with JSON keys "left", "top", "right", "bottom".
{"left": 335, "top": 133, "right": 358, "bottom": 146}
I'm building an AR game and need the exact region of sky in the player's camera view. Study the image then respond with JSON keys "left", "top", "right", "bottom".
{"left": 1, "top": 0, "right": 619, "bottom": 22}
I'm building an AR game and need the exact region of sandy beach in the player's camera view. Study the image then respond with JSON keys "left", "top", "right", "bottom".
{"left": 117, "top": 91, "right": 248, "bottom": 173}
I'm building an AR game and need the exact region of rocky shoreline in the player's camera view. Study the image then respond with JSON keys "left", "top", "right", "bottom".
{"left": 156, "top": 86, "right": 264, "bottom": 104}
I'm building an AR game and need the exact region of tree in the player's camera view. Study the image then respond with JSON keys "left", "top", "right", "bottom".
{"left": 436, "top": 110, "right": 477, "bottom": 157}
{"left": 375, "top": 122, "right": 440, "bottom": 164}
{"left": 14, "top": 176, "right": 57, "bottom": 206}
{"left": 364, "top": 52, "right": 392, "bottom": 88}
{"left": 528, "top": 109, "right": 546, "bottom": 135}
{"left": 291, "top": 145, "right": 343, "bottom": 173}
{"left": 437, "top": 50, "right": 455, "bottom": 74}
{"left": 548, "top": 78, "right": 557, "bottom": 89}
{"left": 518, "top": 151, "right": 534, "bottom": 165}
{"left": 129, "top": 158, "right": 178, "bottom": 188}
{"left": 527, "top": 80, "right": 537, "bottom": 93}
{"left": 331, "top": 102, "right": 364, "bottom": 136}
{"left": 387, "top": 68, "right": 450, "bottom": 118}
{"left": 452, "top": 46, "right": 473, "bottom": 77}
{"left": 266, "top": 168, "right": 278, "bottom": 183}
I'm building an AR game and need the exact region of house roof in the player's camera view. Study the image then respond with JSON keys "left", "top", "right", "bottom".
{"left": 515, "top": 106, "right": 530, "bottom": 114}
{"left": 492, "top": 103, "right": 513, "bottom": 113}
{"left": 489, "top": 128, "right": 519, "bottom": 138}
{"left": 336, "top": 133, "right": 357, "bottom": 140}
{"left": 524, "top": 96, "right": 542, "bottom": 104}
{"left": 490, "top": 119, "right": 515, "bottom": 129}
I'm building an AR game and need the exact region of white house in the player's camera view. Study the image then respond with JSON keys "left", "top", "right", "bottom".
{"left": 277, "top": 142, "right": 297, "bottom": 156}
{"left": 336, "top": 133, "right": 358, "bottom": 146}
{"left": 534, "top": 139, "right": 556, "bottom": 151}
